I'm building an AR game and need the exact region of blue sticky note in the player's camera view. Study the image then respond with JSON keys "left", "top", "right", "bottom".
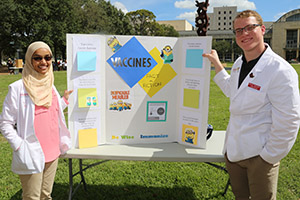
{"left": 77, "top": 51, "right": 97, "bottom": 71}
{"left": 107, "top": 37, "right": 157, "bottom": 88}
{"left": 185, "top": 49, "right": 203, "bottom": 69}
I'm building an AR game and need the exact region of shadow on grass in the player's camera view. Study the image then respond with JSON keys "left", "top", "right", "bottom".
{"left": 9, "top": 183, "right": 228, "bottom": 200}
{"left": 9, "top": 190, "right": 22, "bottom": 200}
{"left": 53, "top": 183, "right": 198, "bottom": 200}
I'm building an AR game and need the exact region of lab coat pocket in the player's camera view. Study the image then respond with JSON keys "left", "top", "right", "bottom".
{"left": 241, "top": 87, "right": 267, "bottom": 113}
{"left": 12, "top": 140, "right": 35, "bottom": 171}
{"left": 241, "top": 133, "right": 263, "bottom": 157}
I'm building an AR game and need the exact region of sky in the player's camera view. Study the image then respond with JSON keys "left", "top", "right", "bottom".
{"left": 110, "top": 0, "right": 300, "bottom": 25}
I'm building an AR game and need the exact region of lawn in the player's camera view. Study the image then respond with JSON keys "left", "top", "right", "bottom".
{"left": 0, "top": 67, "right": 300, "bottom": 199}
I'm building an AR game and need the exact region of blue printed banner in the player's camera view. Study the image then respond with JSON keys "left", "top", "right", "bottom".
{"left": 107, "top": 37, "right": 157, "bottom": 88}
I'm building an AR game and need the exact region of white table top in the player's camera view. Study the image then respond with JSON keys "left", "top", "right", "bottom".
{"left": 61, "top": 131, "right": 226, "bottom": 162}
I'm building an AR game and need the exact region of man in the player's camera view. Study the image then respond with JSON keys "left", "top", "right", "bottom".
{"left": 203, "top": 10, "right": 300, "bottom": 199}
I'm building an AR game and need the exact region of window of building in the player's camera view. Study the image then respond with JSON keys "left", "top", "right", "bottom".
{"left": 224, "top": 22, "right": 226, "bottom": 25}
{"left": 224, "top": 11, "right": 226, "bottom": 14}
{"left": 225, "top": 39, "right": 232, "bottom": 44}
{"left": 229, "top": 11, "right": 232, "bottom": 14}
{"left": 286, "top": 50, "right": 297, "bottom": 61}
{"left": 219, "top": 11, "right": 221, "bottom": 15}
{"left": 225, "top": 53, "right": 232, "bottom": 61}
{"left": 286, "top": 13, "right": 300, "bottom": 22}
{"left": 224, "top": 17, "right": 226, "bottom": 20}
{"left": 219, "top": 17, "right": 221, "bottom": 20}
{"left": 286, "top": 29, "right": 298, "bottom": 48}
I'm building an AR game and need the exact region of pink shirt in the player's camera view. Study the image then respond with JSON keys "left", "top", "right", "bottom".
{"left": 34, "top": 89, "right": 64, "bottom": 163}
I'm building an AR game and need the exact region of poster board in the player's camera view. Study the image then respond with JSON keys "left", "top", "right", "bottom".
{"left": 67, "top": 34, "right": 212, "bottom": 149}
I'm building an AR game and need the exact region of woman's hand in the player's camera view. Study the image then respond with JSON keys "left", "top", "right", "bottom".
{"left": 63, "top": 90, "right": 73, "bottom": 100}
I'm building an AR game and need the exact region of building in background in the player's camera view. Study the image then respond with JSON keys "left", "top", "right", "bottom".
{"left": 157, "top": 20, "right": 194, "bottom": 31}
{"left": 159, "top": 7, "right": 300, "bottom": 62}
{"left": 272, "top": 9, "right": 300, "bottom": 62}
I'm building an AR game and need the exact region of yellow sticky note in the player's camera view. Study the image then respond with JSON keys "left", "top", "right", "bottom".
{"left": 78, "top": 88, "right": 98, "bottom": 108}
{"left": 182, "top": 124, "right": 198, "bottom": 145}
{"left": 78, "top": 128, "right": 98, "bottom": 149}
{"left": 183, "top": 89, "right": 200, "bottom": 109}
{"left": 139, "top": 47, "right": 177, "bottom": 97}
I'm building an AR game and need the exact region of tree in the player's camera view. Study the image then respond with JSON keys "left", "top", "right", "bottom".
{"left": 153, "top": 23, "right": 179, "bottom": 37}
{"left": 0, "top": 0, "right": 16, "bottom": 63}
{"left": 100, "top": 0, "right": 132, "bottom": 35}
{"left": 47, "top": 0, "right": 78, "bottom": 61}
{"left": 1, "top": 0, "right": 177, "bottom": 63}
{"left": 12, "top": 0, "right": 52, "bottom": 54}
{"left": 212, "top": 40, "right": 231, "bottom": 61}
{"left": 126, "top": 9, "right": 157, "bottom": 35}
{"left": 73, "top": 0, "right": 132, "bottom": 35}
{"left": 126, "top": 9, "right": 179, "bottom": 37}
{"left": 233, "top": 38, "right": 243, "bottom": 59}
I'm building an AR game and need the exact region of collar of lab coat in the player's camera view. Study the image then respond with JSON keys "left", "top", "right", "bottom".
{"left": 231, "top": 44, "right": 272, "bottom": 99}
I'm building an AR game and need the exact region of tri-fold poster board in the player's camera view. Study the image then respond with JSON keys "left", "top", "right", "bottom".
{"left": 67, "top": 34, "right": 212, "bottom": 149}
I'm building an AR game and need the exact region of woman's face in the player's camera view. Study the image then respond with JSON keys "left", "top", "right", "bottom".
{"left": 31, "top": 48, "right": 52, "bottom": 74}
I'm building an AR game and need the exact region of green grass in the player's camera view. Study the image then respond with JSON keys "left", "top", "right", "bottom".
{"left": 1, "top": 68, "right": 300, "bottom": 199}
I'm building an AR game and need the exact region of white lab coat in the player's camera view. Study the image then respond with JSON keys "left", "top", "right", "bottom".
{"left": 0, "top": 79, "right": 71, "bottom": 174}
{"left": 214, "top": 45, "right": 300, "bottom": 164}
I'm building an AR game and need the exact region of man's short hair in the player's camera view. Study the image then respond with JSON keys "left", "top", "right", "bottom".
{"left": 233, "top": 10, "right": 263, "bottom": 28}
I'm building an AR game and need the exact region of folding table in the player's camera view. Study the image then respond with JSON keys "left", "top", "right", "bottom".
{"left": 61, "top": 131, "right": 229, "bottom": 200}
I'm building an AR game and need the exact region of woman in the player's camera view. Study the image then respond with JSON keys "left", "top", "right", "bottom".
{"left": 0, "top": 41, "right": 72, "bottom": 199}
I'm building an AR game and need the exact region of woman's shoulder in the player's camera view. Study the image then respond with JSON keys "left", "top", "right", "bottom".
{"left": 8, "top": 79, "right": 24, "bottom": 92}
{"left": 9, "top": 79, "right": 23, "bottom": 87}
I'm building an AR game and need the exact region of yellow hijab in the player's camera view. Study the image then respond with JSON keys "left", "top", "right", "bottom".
{"left": 22, "top": 41, "right": 54, "bottom": 108}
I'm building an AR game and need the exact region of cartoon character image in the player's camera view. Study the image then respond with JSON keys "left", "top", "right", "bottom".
{"left": 107, "top": 36, "right": 122, "bottom": 52}
{"left": 86, "top": 97, "right": 92, "bottom": 106}
{"left": 109, "top": 101, "right": 132, "bottom": 111}
{"left": 117, "top": 100, "right": 124, "bottom": 111}
{"left": 160, "top": 45, "right": 173, "bottom": 64}
{"left": 92, "top": 96, "right": 97, "bottom": 106}
{"left": 184, "top": 128, "right": 195, "bottom": 144}
{"left": 109, "top": 102, "right": 118, "bottom": 110}
{"left": 124, "top": 102, "right": 132, "bottom": 110}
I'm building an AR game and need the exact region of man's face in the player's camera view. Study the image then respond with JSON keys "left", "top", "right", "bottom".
{"left": 234, "top": 16, "right": 265, "bottom": 55}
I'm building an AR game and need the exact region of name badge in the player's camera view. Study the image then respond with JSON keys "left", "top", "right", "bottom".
{"left": 248, "top": 83, "right": 261, "bottom": 91}
{"left": 232, "top": 67, "right": 240, "bottom": 73}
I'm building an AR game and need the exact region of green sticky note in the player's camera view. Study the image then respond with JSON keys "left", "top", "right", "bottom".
{"left": 183, "top": 88, "right": 200, "bottom": 109}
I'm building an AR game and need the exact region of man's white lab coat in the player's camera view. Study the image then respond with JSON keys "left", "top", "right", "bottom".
{"left": 214, "top": 45, "right": 300, "bottom": 164}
